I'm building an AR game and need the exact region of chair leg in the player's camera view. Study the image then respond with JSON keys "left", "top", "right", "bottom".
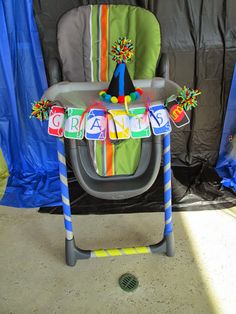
{"left": 57, "top": 135, "right": 175, "bottom": 266}
{"left": 165, "top": 233, "right": 175, "bottom": 257}
{"left": 163, "top": 133, "right": 175, "bottom": 256}
{"left": 65, "top": 238, "right": 78, "bottom": 266}
{"left": 65, "top": 238, "right": 91, "bottom": 266}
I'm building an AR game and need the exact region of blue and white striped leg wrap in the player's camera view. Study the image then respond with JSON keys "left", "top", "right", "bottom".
{"left": 57, "top": 138, "right": 74, "bottom": 240}
{"left": 163, "top": 133, "right": 173, "bottom": 236}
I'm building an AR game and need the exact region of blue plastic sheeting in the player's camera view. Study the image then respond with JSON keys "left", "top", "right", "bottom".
{"left": 0, "top": 0, "right": 61, "bottom": 207}
{"left": 216, "top": 64, "right": 236, "bottom": 192}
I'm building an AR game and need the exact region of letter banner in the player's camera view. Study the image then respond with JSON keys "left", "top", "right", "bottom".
{"left": 149, "top": 104, "right": 172, "bottom": 135}
{"left": 85, "top": 109, "right": 107, "bottom": 140}
{"left": 48, "top": 106, "right": 65, "bottom": 137}
{"left": 129, "top": 107, "right": 151, "bottom": 139}
{"left": 64, "top": 108, "right": 85, "bottom": 139}
{"left": 165, "top": 100, "right": 190, "bottom": 128}
{"left": 108, "top": 110, "right": 130, "bottom": 140}
{"left": 47, "top": 104, "right": 177, "bottom": 140}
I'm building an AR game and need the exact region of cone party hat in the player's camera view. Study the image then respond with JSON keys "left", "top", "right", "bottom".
{"left": 99, "top": 37, "right": 142, "bottom": 104}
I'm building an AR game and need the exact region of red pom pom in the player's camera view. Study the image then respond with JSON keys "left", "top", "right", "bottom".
{"left": 118, "top": 96, "right": 125, "bottom": 103}
{"left": 136, "top": 88, "right": 143, "bottom": 96}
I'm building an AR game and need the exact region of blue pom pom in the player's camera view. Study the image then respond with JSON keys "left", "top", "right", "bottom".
{"left": 104, "top": 94, "right": 111, "bottom": 102}
{"left": 134, "top": 91, "right": 141, "bottom": 100}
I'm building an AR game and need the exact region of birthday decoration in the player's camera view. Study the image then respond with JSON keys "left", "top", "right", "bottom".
{"left": 149, "top": 105, "right": 172, "bottom": 135}
{"left": 108, "top": 110, "right": 131, "bottom": 140}
{"left": 30, "top": 99, "right": 52, "bottom": 121}
{"left": 64, "top": 108, "right": 84, "bottom": 139}
{"left": 40, "top": 103, "right": 172, "bottom": 140}
{"left": 48, "top": 106, "right": 65, "bottom": 137}
{"left": 164, "top": 86, "right": 201, "bottom": 128}
{"left": 31, "top": 86, "right": 199, "bottom": 139}
{"left": 100, "top": 88, "right": 142, "bottom": 104}
{"left": 129, "top": 107, "right": 151, "bottom": 139}
{"left": 99, "top": 37, "right": 142, "bottom": 104}
{"left": 111, "top": 37, "right": 134, "bottom": 64}
{"left": 31, "top": 84, "right": 200, "bottom": 138}
{"left": 165, "top": 98, "right": 190, "bottom": 128}
{"left": 177, "top": 86, "right": 201, "bottom": 111}
{"left": 85, "top": 109, "right": 107, "bottom": 140}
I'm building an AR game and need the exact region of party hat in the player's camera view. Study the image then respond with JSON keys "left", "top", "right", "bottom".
{"left": 99, "top": 37, "right": 142, "bottom": 104}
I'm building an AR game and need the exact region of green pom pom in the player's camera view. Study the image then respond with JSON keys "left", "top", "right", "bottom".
{"left": 130, "top": 92, "right": 136, "bottom": 101}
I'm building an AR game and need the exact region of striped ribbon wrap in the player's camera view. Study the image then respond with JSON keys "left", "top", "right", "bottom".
{"left": 57, "top": 138, "right": 74, "bottom": 240}
{"left": 163, "top": 133, "right": 173, "bottom": 236}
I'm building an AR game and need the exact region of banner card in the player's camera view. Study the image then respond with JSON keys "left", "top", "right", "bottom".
{"left": 48, "top": 106, "right": 64, "bottom": 137}
{"left": 108, "top": 110, "right": 130, "bottom": 140}
{"left": 165, "top": 100, "right": 190, "bottom": 128}
{"left": 64, "top": 108, "right": 85, "bottom": 139}
{"left": 85, "top": 109, "right": 107, "bottom": 140}
{"left": 129, "top": 107, "right": 151, "bottom": 139}
{"left": 149, "top": 104, "right": 172, "bottom": 135}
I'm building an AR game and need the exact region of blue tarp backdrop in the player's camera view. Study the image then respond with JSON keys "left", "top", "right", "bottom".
{"left": 216, "top": 64, "right": 236, "bottom": 192}
{"left": 0, "top": 0, "right": 61, "bottom": 207}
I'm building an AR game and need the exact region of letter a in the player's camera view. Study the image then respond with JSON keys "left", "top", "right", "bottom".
{"left": 90, "top": 118, "right": 101, "bottom": 130}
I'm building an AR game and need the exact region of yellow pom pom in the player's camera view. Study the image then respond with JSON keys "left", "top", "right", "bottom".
{"left": 99, "top": 91, "right": 106, "bottom": 96}
{"left": 111, "top": 96, "right": 118, "bottom": 104}
{"left": 125, "top": 95, "right": 131, "bottom": 103}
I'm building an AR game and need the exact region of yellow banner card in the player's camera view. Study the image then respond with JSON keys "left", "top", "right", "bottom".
{"left": 108, "top": 110, "right": 130, "bottom": 140}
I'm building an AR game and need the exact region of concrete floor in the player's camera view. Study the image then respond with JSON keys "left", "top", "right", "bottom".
{"left": 0, "top": 206, "right": 236, "bottom": 314}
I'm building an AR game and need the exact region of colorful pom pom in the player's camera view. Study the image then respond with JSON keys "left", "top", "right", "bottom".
{"left": 30, "top": 99, "right": 52, "bottom": 121}
{"left": 136, "top": 88, "right": 143, "bottom": 96}
{"left": 130, "top": 92, "right": 137, "bottom": 101}
{"left": 177, "top": 86, "right": 201, "bottom": 111}
{"left": 134, "top": 91, "right": 141, "bottom": 100}
{"left": 125, "top": 95, "right": 131, "bottom": 103}
{"left": 118, "top": 96, "right": 125, "bottom": 103}
{"left": 111, "top": 96, "right": 118, "bottom": 104}
{"left": 104, "top": 94, "right": 111, "bottom": 102}
{"left": 99, "top": 87, "right": 142, "bottom": 104}
{"left": 111, "top": 37, "right": 134, "bottom": 64}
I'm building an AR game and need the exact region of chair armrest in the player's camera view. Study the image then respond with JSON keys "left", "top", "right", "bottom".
{"left": 156, "top": 53, "right": 170, "bottom": 80}
{"left": 46, "top": 57, "right": 62, "bottom": 86}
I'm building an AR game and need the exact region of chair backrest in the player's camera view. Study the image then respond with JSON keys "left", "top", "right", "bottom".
{"left": 57, "top": 4, "right": 161, "bottom": 82}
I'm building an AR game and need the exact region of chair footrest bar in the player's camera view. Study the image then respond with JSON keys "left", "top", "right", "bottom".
{"left": 65, "top": 233, "right": 175, "bottom": 266}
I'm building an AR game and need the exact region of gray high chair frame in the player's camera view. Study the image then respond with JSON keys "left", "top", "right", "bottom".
{"left": 43, "top": 3, "right": 175, "bottom": 266}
